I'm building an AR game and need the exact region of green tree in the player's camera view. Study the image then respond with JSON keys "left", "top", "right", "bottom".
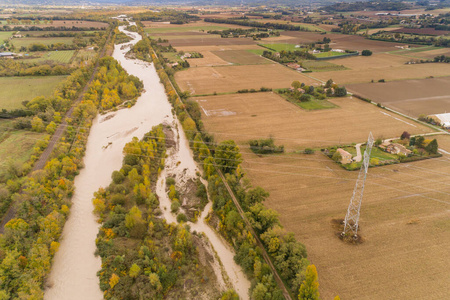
{"left": 252, "top": 283, "right": 268, "bottom": 300}
{"left": 334, "top": 86, "right": 347, "bottom": 97}
{"left": 324, "top": 79, "right": 333, "bottom": 88}
{"left": 425, "top": 139, "right": 438, "bottom": 154}
{"left": 415, "top": 136, "right": 425, "bottom": 148}
{"left": 291, "top": 80, "right": 302, "bottom": 89}
{"left": 362, "top": 49, "right": 372, "bottom": 56}
{"left": 298, "top": 265, "right": 319, "bottom": 300}
{"left": 129, "top": 263, "right": 141, "bottom": 278}
{"left": 214, "top": 140, "right": 242, "bottom": 174}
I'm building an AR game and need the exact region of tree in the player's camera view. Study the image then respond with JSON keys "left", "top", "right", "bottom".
{"left": 31, "top": 116, "right": 45, "bottom": 132}
{"left": 334, "top": 86, "right": 347, "bottom": 97}
{"left": 129, "top": 263, "right": 141, "bottom": 278}
{"left": 415, "top": 136, "right": 425, "bottom": 148}
{"left": 361, "top": 49, "right": 372, "bottom": 56}
{"left": 298, "top": 265, "right": 319, "bottom": 300}
{"left": 214, "top": 140, "right": 242, "bottom": 174}
{"left": 425, "top": 139, "right": 438, "bottom": 154}
{"left": 291, "top": 81, "right": 302, "bottom": 89}
{"left": 400, "top": 131, "right": 410, "bottom": 140}
{"left": 252, "top": 283, "right": 268, "bottom": 300}
{"left": 325, "top": 79, "right": 333, "bottom": 88}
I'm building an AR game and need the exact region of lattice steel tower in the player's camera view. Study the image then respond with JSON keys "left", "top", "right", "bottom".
{"left": 343, "top": 132, "right": 374, "bottom": 237}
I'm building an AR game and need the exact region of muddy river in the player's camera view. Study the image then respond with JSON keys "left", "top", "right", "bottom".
{"left": 45, "top": 23, "right": 250, "bottom": 300}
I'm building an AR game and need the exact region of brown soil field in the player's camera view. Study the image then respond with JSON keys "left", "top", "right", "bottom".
{"left": 195, "top": 92, "right": 433, "bottom": 149}
{"left": 312, "top": 62, "right": 450, "bottom": 84}
{"left": 241, "top": 147, "right": 450, "bottom": 300}
{"left": 391, "top": 28, "right": 450, "bottom": 36}
{"left": 347, "top": 77, "right": 450, "bottom": 117}
{"left": 281, "top": 31, "right": 418, "bottom": 53}
{"left": 185, "top": 51, "right": 231, "bottom": 67}
{"left": 161, "top": 37, "right": 257, "bottom": 47}
{"left": 335, "top": 53, "right": 410, "bottom": 69}
{"left": 175, "top": 64, "right": 319, "bottom": 95}
{"left": 211, "top": 50, "right": 273, "bottom": 65}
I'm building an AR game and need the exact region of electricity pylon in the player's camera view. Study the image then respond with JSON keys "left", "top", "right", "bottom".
{"left": 343, "top": 132, "right": 374, "bottom": 237}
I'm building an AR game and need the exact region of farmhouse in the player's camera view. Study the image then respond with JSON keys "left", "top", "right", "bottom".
{"left": 433, "top": 113, "right": 450, "bottom": 128}
{"left": 336, "top": 148, "right": 353, "bottom": 164}
{"left": 380, "top": 142, "right": 411, "bottom": 156}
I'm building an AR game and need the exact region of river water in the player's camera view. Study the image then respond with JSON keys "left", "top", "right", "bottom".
{"left": 45, "top": 24, "right": 250, "bottom": 300}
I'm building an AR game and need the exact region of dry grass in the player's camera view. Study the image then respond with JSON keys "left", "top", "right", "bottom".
{"left": 347, "top": 77, "right": 450, "bottom": 117}
{"left": 211, "top": 50, "right": 273, "bottom": 65}
{"left": 313, "top": 62, "right": 450, "bottom": 84}
{"left": 406, "top": 48, "right": 450, "bottom": 59}
{"left": 195, "top": 92, "right": 434, "bottom": 149}
{"left": 176, "top": 64, "right": 319, "bottom": 95}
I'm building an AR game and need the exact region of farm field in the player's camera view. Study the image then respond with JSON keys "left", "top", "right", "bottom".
{"left": 314, "top": 51, "right": 350, "bottom": 58}
{"left": 143, "top": 23, "right": 239, "bottom": 33}
{"left": 281, "top": 31, "right": 418, "bottom": 53}
{"left": 347, "top": 76, "right": 450, "bottom": 117}
{"left": 11, "top": 37, "right": 75, "bottom": 48}
{"left": 0, "top": 76, "right": 67, "bottom": 110}
{"left": 0, "top": 119, "right": 47, "bottom": 179}
{"left": 211, "top": 50, "right": 273, "bottom": 65}
{"left": 0, "top": 31, "right": 12, "bottom": 41}
{"left": 14, "top": 20, "right": 108, "bottom": 29}
{"left": 175, "top": 64, "right": 319, "bottom": 95}
{"left": 241, "top": 143, "right": 450, "bottom": 300}
{"left": 25, "top": 50, "right": 75, "bottom": 63}
{"left": 161, "top": 37, "right": 257, "bottom": 47}
{"left": 176, "top": 44, "right": 263, "bottom": 52}
{"left": 302, "top": 60, "right": 348, "bottom": 72}
{"left": 183, "top": 51, "right": 230, "bottom": 67}
{"left": 260, "top": 43, "right": 300, "bottom": 52}
{"left": 195, "top": 92, "right": 433, "bottom": 149}
{"left": 312, "top": 60, "right": 450, "bottom": 84}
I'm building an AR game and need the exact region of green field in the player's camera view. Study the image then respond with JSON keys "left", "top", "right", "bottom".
{"left": 259, "top": 43, "right": 300, "bottom": 52}
{"left": 145, "top": 25, "right": 229, "bottom": 34}
{"left": 0, "top": 31, "right": 13, "bottom": 42}
{"left": 302, "top": 60, "right": 348, "bottom": 72}
{"left": 314, "top": 51, "right": 348, "bottom": 58}
{"left": 149, "top": 34, "right": 219, "bottom": 40}
{"left": 0, "top": 119, "right": 47, "bottom": 180}
{"left": 25, "top": 50, "right": 75, "bottom": 63}
{"left": 11, "top": 37, "right": 75, "bottom": 48}
{"left": 0, "top": 76, "right": 67, "bottom": 110}
{"left": 296, "top": 98, "right": 338, "bottom": 110}
{"left": 161, "top": 52, "right": 180, "bottom": 62}
{"left": 247, "top": 49, "right": 265, "bottom": 55}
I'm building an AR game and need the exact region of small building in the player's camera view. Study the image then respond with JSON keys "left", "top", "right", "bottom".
{"left": 12, "top": 34, "right": 23, "bottom": 38}
{"left": 336, "top": 148, "right": 353, "bottom": 164}
{"left": 0, "top": 52, "right": 14, "bottom": 58}
{"left": 382, "top": 143, "right": 412, "bottom": 156}
{"left": 286, "top": 62, "right": 301, "bottom": 69}
{"left": 331, "top": 49, "right": 345, "bottom": 53}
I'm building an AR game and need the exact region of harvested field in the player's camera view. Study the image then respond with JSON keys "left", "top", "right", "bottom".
{"left": 153, "top": 34, "right": 220, "bottom": 40}
{"left": 175, "top": 64, "right": 319, "bottom": 95}
{"left": 161, "top": 37, "right": 257, "bottom": 47}
{"left": 241, "top": 144, "right": 450, "bottom": 300}
{"left": 281, "top": 31, "right": 417, "bottom": 53}
{"left": 312, "top": 61, "right": 450, "bottom": 84}
{"left": 302, "top": 60, "right": 347, "bottom": 72}
{"left": 347, "top": 77, "right": 450, "bottom": 117}
{"left": 391, "top": 28, "right": 450, "bottom": 36}
{"left": 211, "top": 50, "right": 273, "bottom": 65}
{"left": 184, "top": 51, "right": 230, "bottom": 67}
{"left": 404, "top": 47, "right": 450, "bottom": 59}
{"left": 143, "top": 21, "right": 244, "bottom": 32}
{"left": 175, "top": 44, "right": 263, "bottom": 52}
{"left": 195, "top": 92, "right": 433, "bottom": 149}
{"left": 0, "top": 76, "right": 67, "bottom": 110}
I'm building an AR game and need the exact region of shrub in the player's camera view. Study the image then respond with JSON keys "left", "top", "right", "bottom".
{"left": 249, "top": 138, "right": 284, "bottom": 154}
{"left": 171, "top": 199, "right": 181, "bottom": 212}
{"left": 304, "top": 148, "right": 315, "bottom": 154}
{"left": 177, "top": 213, "right": 187, "bottom": 223}
{"left": 112, "top": 170, "right": 125, "bottom": 184}
{"left": 361, "top": 50, "right": 372, "bottom": 56}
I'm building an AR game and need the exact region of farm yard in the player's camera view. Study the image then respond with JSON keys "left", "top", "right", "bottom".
{"left": 175, "top": 64, "right": 318, "bottom": 95}
{"left": 347, "top": 77, "right": 450, "bottom": 117}
{"left": 0, "top": 76, "right": 67, "bottom": 110}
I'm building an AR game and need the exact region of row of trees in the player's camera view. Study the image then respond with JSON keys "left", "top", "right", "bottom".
{"left": 204, "top": 18, "right": 318, "bottom": 32}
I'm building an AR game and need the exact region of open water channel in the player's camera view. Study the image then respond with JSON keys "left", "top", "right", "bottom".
{"left": 44, "top": 23, "right": 250, "bottom": 299}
